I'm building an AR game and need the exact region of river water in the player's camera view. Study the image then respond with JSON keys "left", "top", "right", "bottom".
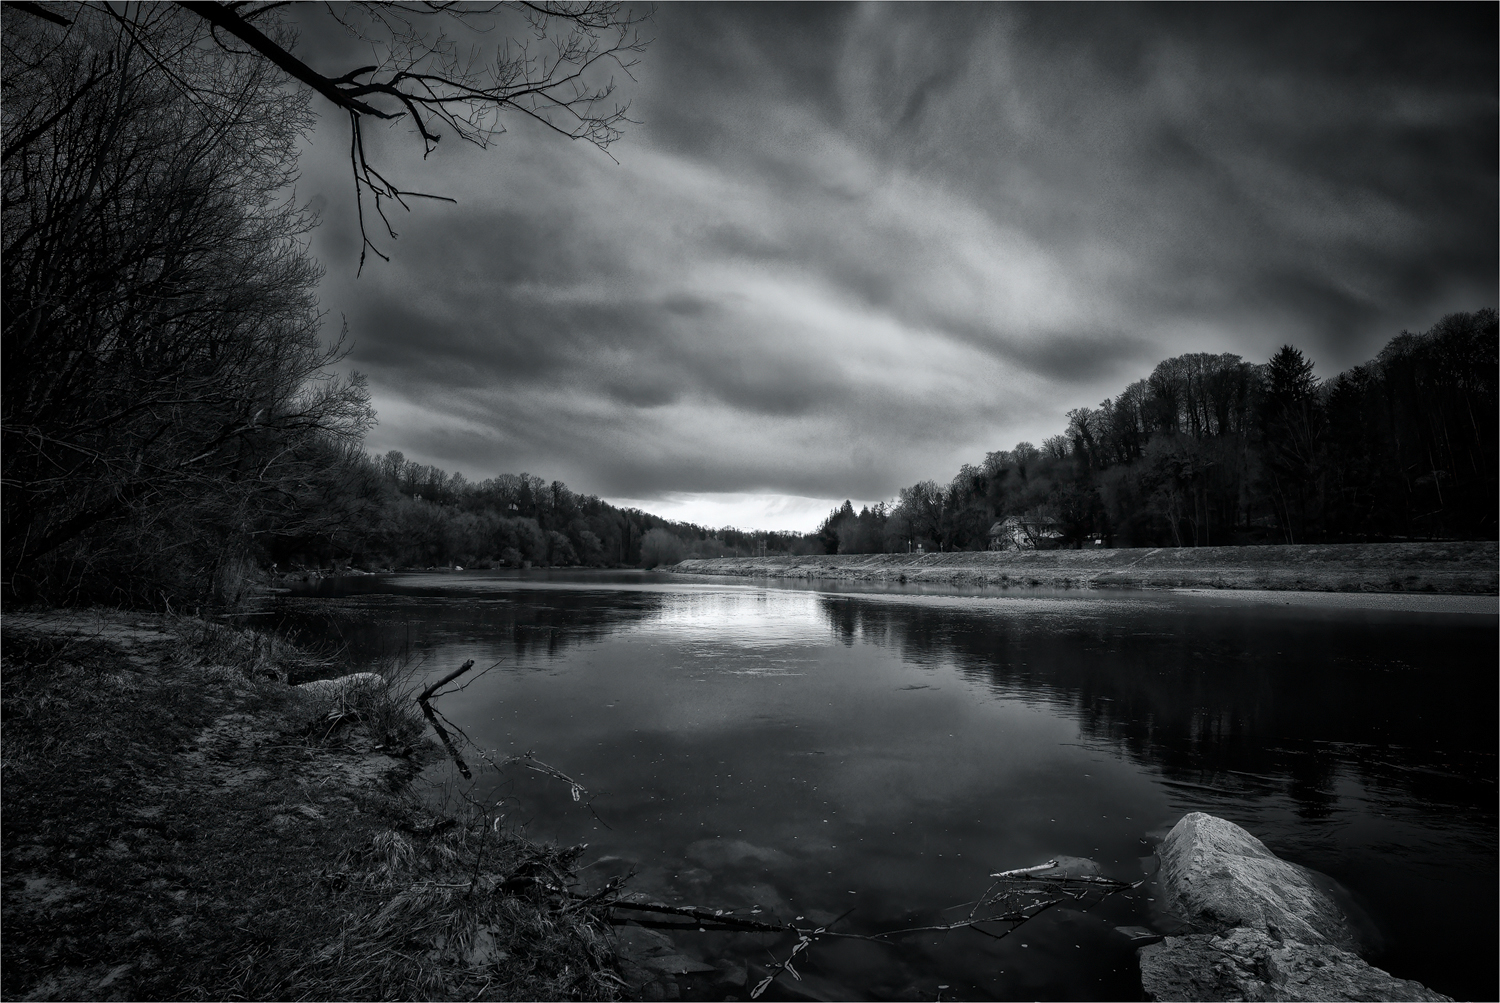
{"left": 257, "top": 570, "right": 1496, "bottom": 1001}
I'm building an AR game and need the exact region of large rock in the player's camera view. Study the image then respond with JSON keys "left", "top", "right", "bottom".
{"left": 1140, "top": 814, "right": 1453, "bottom": 1002}
{"left": 295, "top": 672, "right": 386, "bottom": 700}
{"left": 1139, "top": 928, "right": 1452, "bottom": 1002}
{"left": 1156, "top": 812, "right": 1357, "bottom": 951}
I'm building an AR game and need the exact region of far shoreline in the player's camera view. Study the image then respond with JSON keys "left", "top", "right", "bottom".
{"left": 665, "top": 541, "right": 1499, "bottom": 596}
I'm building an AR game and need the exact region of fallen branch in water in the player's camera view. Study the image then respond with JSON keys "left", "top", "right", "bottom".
{"left": 605, "top": 895, "right": 791, "bottom": 934}
{"left": 427, "top": 702, "right": 615, "bottom": 829}
{"left": 603, "top": 866, "right": 1135, "bottom": 927}
{"left": 593, "top": 864, "right": 1141, "bottom": 998}
{"left": 418, "top": 659, "right": 479, "bottom": 704}
{"left": 992, "top": 859, "right": 1060, "bottom": 878}
{"left": 408, "top": 660, "right": 1139, "bottom": 996}
{"left": 425, "top": 660, "right": 499, "bottom": 700}
{"left": 417, "top": 659, "right": 475, "bottom": 778}
{"left": 752, "top": 929, "right": 815, "bottom": 998}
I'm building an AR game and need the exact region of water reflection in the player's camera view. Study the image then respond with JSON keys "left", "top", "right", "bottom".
{"left": 813, "top": 592, "right": 1496, "bottom": 820}
{"left": 805, "top": 589, "right": 1497, "bottom": 998}
{"left": 254, "top": 570, "right": 677, "bottom": 670}
{"left": 255, "top": 572, "right": 1496, "bottom": 1000}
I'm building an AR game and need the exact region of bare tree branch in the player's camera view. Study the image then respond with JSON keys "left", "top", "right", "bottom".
{"left": 160, "top": 0, "right": 652, "bottom": 265}
{"left": 3, "top": 1, "right": 74, "bottom": 27}
{"left": 178, "top": 1, "right": 395, "bottom": 117}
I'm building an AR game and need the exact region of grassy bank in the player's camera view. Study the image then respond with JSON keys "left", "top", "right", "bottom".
{"left": 670, "top": 541, "right": 1498, "bottom": 594}
{"left": 0, "top": 611, "right": 623, "bottom": 1001}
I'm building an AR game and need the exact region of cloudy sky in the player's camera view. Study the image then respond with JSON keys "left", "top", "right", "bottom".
{"left": 290, "top": 4, "right": 1496, "bottom": 531}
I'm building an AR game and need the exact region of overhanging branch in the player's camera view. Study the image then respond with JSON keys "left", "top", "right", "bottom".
{"left": 176, "top": 1, "right": 396, "bottom": 118}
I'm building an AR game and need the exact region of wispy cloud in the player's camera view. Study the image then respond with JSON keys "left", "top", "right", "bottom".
{"left": 293, "top": 4, "right": 1496, "bottom": 525}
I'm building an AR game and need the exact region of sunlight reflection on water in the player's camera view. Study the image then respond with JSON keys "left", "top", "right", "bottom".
{"left": 260, "top": 570, "right": 1497, "bottom": 1001}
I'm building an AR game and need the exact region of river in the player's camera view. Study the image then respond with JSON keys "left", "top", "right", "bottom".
{"left": 254, "top": 570, "right": 1497, "bottom": 1001}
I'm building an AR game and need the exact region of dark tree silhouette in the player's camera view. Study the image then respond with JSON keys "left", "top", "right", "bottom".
{"left": 2, "top": 6, "right": 371, "bottom": 603}
{"left": 1259, "top": 345, "right": 1324, "bottom": 543}
{"left": 3, "top": 1, "right": 652, "bottom": 270}
{"left": 870, "top": 317, "right": 1494, "bottom": 553}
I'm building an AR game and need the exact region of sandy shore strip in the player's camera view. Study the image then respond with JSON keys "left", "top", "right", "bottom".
{"left": 1169, "top": 589, "right": 1498, "bottom": 613}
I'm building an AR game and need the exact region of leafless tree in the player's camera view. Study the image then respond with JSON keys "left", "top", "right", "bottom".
{"left": 1, "top": 1, "right": 653, "bottom": 602}
{"left": 5, "top": 1, "right": 652, "bottom": 270}
{"left": 2, "top": 7, "right": 371, "bottom": 603}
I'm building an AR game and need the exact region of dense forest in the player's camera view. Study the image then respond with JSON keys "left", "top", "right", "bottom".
{"left": 252, "top": 452, "right": 815, "bottom": 577}
{"left": 817, "top": 313, "right": 1498, "bottom": 554}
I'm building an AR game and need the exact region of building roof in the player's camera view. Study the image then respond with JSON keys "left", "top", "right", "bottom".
{"left": 998, "top": 515, "right": 1061, "bottom": 528}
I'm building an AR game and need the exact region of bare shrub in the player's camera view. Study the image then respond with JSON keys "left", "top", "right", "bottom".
{"left": 639, "top": 527, "right": 688, "bottom": 568}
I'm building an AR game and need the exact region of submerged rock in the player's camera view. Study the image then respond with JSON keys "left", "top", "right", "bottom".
{"left": 1029, "top": 854, "right": 1105, "bottom": 880}
{"left": 1140, "top": 813, "right": 1452, "bottom": 1002}
{"left": 1114, "top": 924, "right": 1164, "bottom": 947}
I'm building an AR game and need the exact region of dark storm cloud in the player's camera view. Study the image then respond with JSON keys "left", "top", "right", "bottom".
{"left": 293, "top": 3, "right": 1496, "bottom": 522}
{"left": 331, "top": 212, "right": 878, "bottom": 419}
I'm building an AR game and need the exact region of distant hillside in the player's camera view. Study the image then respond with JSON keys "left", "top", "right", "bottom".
{"left": 258, "top": 459, "right": 820, "bottom": 574}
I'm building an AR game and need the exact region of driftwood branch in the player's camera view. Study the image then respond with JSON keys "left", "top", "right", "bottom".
{"left": 418, "top": 658, "right": 474, "bottom": 778}
{"left": 424, "top": 701, "right": 613, "bottom": 828}
{"left": 597, "top": 864, "right": 1141, "bottom": 999}
{"left": 419, "top": 658, "right": 479, "bottom": 702}
{"left": 606, "top": 896, "right": 790, "bottom": 934}
{"left": 991, "top": 859, "right": 1060, "bottom": 878}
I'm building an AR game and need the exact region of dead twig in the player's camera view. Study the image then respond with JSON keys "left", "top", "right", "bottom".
{"left": 604, "top": 896, "right": 789, "bottom": 934}
{"left": 418, "top": 658, "right": 479, "bottom": 704}
{"left": 752, "top": 930, "right": 813, "bottom": 998}
{"left": 427, "top": 704, "right": 614, "bottom": 829}
{"left": 417, "top": 658, "right": 475, "bottom": 778}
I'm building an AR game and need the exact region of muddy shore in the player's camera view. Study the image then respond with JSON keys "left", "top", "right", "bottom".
{"left": 669, "top": 541, "right": 1498, "bottom": 595}
{"left": 0, "top": 611, "right": 857, "bottom": 1002}
{"left": 0, "top": 611, "right": 622, "bottom": 1001}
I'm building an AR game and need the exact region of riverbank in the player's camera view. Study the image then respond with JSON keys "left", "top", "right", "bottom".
{"left": 0, "top": 611, "right": 621, "bottom": 1001}
{"left": 670, "top": 541, "right": 1499, "bottom": 594}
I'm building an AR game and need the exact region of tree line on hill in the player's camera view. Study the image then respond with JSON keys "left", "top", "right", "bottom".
{"left": 257, "top": 450, "right": 815, "bottom": 576}
{"left": 816, "top": 311, "right": 1498, "bottom": 554}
